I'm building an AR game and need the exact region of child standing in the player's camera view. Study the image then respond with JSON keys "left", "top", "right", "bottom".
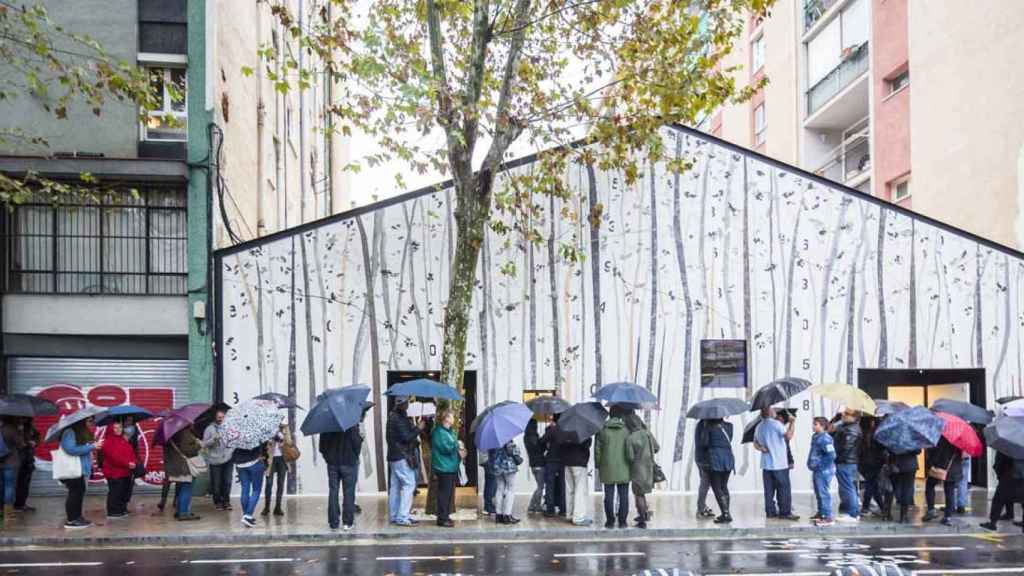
{"left": 808, "top": 417, "right": 837, "bottom": 527}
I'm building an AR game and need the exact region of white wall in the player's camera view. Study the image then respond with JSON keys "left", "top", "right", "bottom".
{"left": 3, "top": 295, "right": 188, "bottom": 335}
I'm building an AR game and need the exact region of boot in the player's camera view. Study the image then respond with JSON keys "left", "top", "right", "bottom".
{"left": 713, "top": 493, "right": 732, "bottom": 524}
{"left": 261, "top": 504, "right": 271, "bottom": 517}
{"left": 899, "top": 505, "right": 909, "bottom": 524}
{"left": 273, "top": 505, "right": 284, "bottom": 517}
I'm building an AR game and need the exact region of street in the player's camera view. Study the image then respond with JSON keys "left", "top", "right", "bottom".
{"left": 0, "top": 532, "right": 1022, "bottom": 576}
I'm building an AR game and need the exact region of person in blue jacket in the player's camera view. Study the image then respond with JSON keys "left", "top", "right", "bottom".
{"left": 808, "top": 416, "right": 837, "bottom": 527}
{"left": 695, "top": 418, "right": 735, "bottom": 523}
{"left": 60, "top": 418, "right": 101, "bottom": 529}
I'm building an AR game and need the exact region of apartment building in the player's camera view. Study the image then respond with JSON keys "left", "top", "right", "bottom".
{"left": 0, "top": 0, "right": 346, "bottom": 490}
{"left": 711, "top": 0, "right": 1024, "bottom": 248}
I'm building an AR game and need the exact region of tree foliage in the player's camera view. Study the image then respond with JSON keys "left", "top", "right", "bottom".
{"left": 265, "top": 0, "right": 772, "bottom": 394}
{"left": 0, "top": 1, "right": 162, "bottom": 204}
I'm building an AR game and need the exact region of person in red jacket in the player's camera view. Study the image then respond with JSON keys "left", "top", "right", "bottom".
{"left": 100, "top": 420, "right": 137, "bottom": 519}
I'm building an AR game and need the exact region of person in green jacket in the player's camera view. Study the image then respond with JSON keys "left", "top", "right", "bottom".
{"left": 625, "top": 413, "right": 659, "bottom": 528}
{"left": 595, "top": 408, "right": 631, "bottom": 528}
{"left": 430, "top": 411, "right": 463, "bottom": 527}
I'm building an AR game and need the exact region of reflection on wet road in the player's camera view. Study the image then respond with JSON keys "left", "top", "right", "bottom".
{"left": 0, "top": 533, "right": 1022, "bottom": 575}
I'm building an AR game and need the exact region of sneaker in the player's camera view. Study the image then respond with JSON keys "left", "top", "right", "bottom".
{"left": 922, "top": 509, "right": 939, "bottom": 522}
{"left": 64, "top": 519, "right": 92, "bottom": 530}
{"left": 241, "top": 515, "right": 256, "bottom": 528}
{"left": 107, "top": 512, "right": 128, "bottom": 520}
{"left": 940, "top": 517, "right": 954, "bottom": 526}
{"left": 980, "top": 521, "right": 998, "bottom": 531}
{"left": 392, "top": 520, "right": 415, "bottom": 527}
{"left": 572, "top": 518, "right": 594, "bottom": 526}
{"left": 177, "top": 514, "right": 201, "bottom": 522}
{"left": 810, "top": 513, "right": 823, "bottom": 521}
{"left": 698, "top": 508, "right": 716, "bottom": 518}
{"left": 343, "top": 524, "right": 353, "bottom": 531}
{"left": 815, "top": 518, "right": 835, "bottom": 527}
{"left": 836, "top": 515, "right": 860, "bottom": 523}
{"left": 713, "top": 514, "right": 733, "bottom": 524}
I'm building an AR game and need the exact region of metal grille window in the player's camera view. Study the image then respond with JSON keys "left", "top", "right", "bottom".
{"left": 3, "top": 188, "right": 187, "bottom": 295}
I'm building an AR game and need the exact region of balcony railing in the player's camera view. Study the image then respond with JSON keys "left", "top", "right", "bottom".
{"left": 813, "top": 118, "right": 871, "bottom": 186}
{"left": 804, "top": 0, "right": 841, "bottom": 32}
{"left": 806, "top": 42, "right": 869, "bottom": 116}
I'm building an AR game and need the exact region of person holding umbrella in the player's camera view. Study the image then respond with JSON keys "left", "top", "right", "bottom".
{"left": 202, "top": 407, "right": 234, "bottom": 511}
{"left": 695, "top": 418, "right": 735, "bottom": 523}
{"left": 921, "top": 437, "right": 963, "bottom": 526}
{"left": 754, "top": 407, "right": 799, "bottom": 521}
{"left": 559, "top": 425, "right": 594, "bottom": 527}
{"left": 1, "top": 417, "right": 25, "bottom": 521}
{"left": 319, "top": 408, "right": 368, "bottom": 530}
{"left": 58, "top": 417, "right": 102, "bottom": 529}
{"left": 164, "top": 424, "right": 202, "bottom": 522}
{"left": 596, "top": 407, "right": 631, "bottom": 528}
{"left": 524, "top": 418, "right": 546, "bottom": 514}
{"left": 386, "top": 397, "right": 423, "bottom": 526}
{"left": 431, "top": 410, "right": 464, "bottom": 527}
{"left": 624, "top": 413, "right": 659, "bottom": 529}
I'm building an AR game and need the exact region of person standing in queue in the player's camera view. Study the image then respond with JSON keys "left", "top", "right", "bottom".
{"left": 559, "top": 425, "right": 593, "bottom": 526}
{"left": 541, "top": 414, "right": 566, "bottom": 517}
{"left": 858, "top": 417, "right": 887, "bottom": 516}
{"left": 922, "top": 437, "right": 962, "bottom": 526}
{"left": 831, "top": 409, "right": 862, "bottom": 523}
{"left": 233, "top": 439, "right": 267, "bottom": 528}
{"left": 695, "top": 417, "right": 735, "bottom": 524}
{"left": 981, "top": 451, "right": 1024, "bottom": 532}
{"left": 202, "top": 408, "right": 234, "bottom": 511}
{"left": 624, "top": 414, "right": 658, "bottom": 529}
{"left": 100, "top": 419, "right": 136, "bottom": 519}
{"left": 320, "top": 408, "right": 366, "bottom": 530}
{"left": 14, "top": 417, "right": 39, "bottom": 513}
{"left": 0, "top": 417, "right": 25, "bottom": 521}
{"left": 693, "top": 418, "right": 715, "bottom": 519}
{"left": 60, "top": 418, "right": 101, "bottom": 529}
{"left": 888, "top": 446, "right": 920, "bottom": 524}
{"left": 524, "top": 418, "right": 546, "bottom": 514}
{"left": 386, "top": 397, "right": 423, "bottom": 526}
{"left": 490, "top": 439, "right": 522, "bottom": 525}
{"left": 595, "top": 408, "right": 630, "bottom": 528}
{"left": 164, "top": 425, "right": 201, "bottom": 522}
{"left": 808, "top": 417, "right": 837, "bottom": 527}
{"left": 431, "top": 410, "right": 463, "bottom": 527}
{"left": 754, "top": 408, "right": 799, "bottom": 521}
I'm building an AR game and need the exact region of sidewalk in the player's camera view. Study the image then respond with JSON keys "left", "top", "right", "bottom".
{"left": 0, "top": 489, "right": 1014, "bottom": 548}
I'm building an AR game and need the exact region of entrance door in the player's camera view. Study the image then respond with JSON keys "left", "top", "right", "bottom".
{"left": 858, "top": 368, "right": 986, "bottom": 487}
{"left": 385, "top": 370, "right": 478, "bottom": 488}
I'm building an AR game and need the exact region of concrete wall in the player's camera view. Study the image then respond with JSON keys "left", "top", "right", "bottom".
{"left": 872, "top": 0, "right": 910, "bottom": 204}
{"left": 0, "top": 0, "right": 140, "bottom": 157}
{"left": 2, "top": 295, "right": 188, "bottom": 335}
{"left": 907, "top": 0, "right": 1024, "bottom": 248}
{"left": 760, "top": 0, "right": 801, "bottom": 165}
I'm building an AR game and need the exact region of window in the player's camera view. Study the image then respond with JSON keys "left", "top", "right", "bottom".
{"left": 142, "top": 67, "right": 187, "bottom": 141}
{"left": 892, "top": 178, "right": 911, "bottom": 202}
{"left": 4, "top": 188, "right": 187, "bottom": 295}
{"left": 754, "top": 103, "right": 766, "bottom": 146}
{"left": 887, "top": 69, "right": 910, "bottom": 95}
{"left": 751, "top": 34, "right": 765, "bottom": 72}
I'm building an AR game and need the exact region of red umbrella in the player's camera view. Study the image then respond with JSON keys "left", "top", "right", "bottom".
{"left": 935, "top": 411, "right": 983, "bottom": 457}
{"left": 154, "top": 403, "right": 211, "bottom": 445}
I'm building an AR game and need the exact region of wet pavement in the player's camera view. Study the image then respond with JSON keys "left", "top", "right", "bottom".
{"left": 0, "top": 532, "right": 1021, "bottom": 575}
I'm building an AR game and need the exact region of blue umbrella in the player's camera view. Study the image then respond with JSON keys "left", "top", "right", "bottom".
{"left": 301, "top": 385, "right": 372, "bottom": 436}
{"left": 385, "top": 378, "right": 463, "bottom": 401}
{"left": 874, "top": 405, "right": 944, "bottom": 454}
{"left": 95, "top": 405, "right": 154, "bottom": 427}
{"left": 593, "top": 382, "right": 657, "bottom": 406}
{"left": 474, "top": 402, "right": 532, "bottom": 450}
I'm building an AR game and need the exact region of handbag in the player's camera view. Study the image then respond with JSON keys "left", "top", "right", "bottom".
{"left": 51, "top": 446, "right": 83, "bottom": 481}
{"left": 927, "top": 453, "right": 956, "bottom": 482}
{"left": 510, "top": 444, "right": 524, "bottom": 467}
{"left": 648, "top": 433, "right": 666, "bottom": 484}
{"left": 282, "top": 442, "right": 301, "bottom": 463}
{"left": 170, "top": 440, "right": 208, "bottom": 477}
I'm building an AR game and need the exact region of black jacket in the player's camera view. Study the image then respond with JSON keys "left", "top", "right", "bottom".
{"left": 926, "top": 438, "right": 963, "bottom": 482}
{"left": 540, "top": 425, "right": 561, "bottom": 464}
{"left": 557, "top": 433, "right": 592, "bottom": 468}
{"left": 524, "top": 421, "right": 546, "bottom": 468}
{"left": 831, "top": 421, "right": 862, "bottom": 465}
{"left": 890, "top": 449, "right": 920, "bottom": 474}
{"left": 386, "top": 410, "right": 419, "bottom": 463}
{"left": 320, "top": 427, "right": 362, "bottom": 467}
{"left": 859, "top": 432, "right": 886, "bottom": 473}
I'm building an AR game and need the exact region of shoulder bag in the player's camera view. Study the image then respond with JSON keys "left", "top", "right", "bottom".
{"left": 51, "top": 446, "right": 83, "bottom": 481}
{"left": 171, "top": 440, "right": 209, "bottom": 477}
{"left": 649, "top": 433, "right": 667, "bottom": 484}
{"left": 927, "top": 453, "right": 956, "bottom": 482}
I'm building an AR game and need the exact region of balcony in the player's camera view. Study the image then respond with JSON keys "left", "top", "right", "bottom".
{"left": 813, "top": 118, "right": 871, "bottom": 188}
{"left": 804, "top": 0, "right": 841, "bottom": 32}
{"left": 807, "top": 42, "right": 869, "bottom": 118}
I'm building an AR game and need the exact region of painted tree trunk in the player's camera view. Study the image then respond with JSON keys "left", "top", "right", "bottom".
{"left": 390, "top": 209, "right": 415, "bottom": 368}
{"left": 876, "top": 208, "right": 889, "bottom": 368}
{"left": 586, "top": 162, "right": 603, "bottom": 387}
{"left": 256, "top": 261, "right": 266, "bottom": 394}
{"left": 645, "top": 159, "right": 659, "bottom": 424}
{"left": 819, "top": 198, "right": 850, "bottom": 411}
{"left": 286, "top": 238, "right": 298, "bottom": 493}
{"left": 908, "top": 221, "right": 917, "bottom": 368}
{"left": 768, "top": 170, "right": 779, "bottom": 379}
{"left": 974, "top": 247, "right": 987, "bottom": 367}
{"left": 549, "top": 192, "right": 563, "bottom": 391}
{"left": 357, "top": 215, "right": 386, "bottom": 491}
{"left": 300, "top": 232, "right": 318, "bottom": 474}
{"left": 783, "top": 190, "right": 806, "bottom": 375}
{"left": 994, "top": 255, "right": 1011, "bottom": 388}
{"left": 402, "top": 201, "right": 429, "bottom": 367}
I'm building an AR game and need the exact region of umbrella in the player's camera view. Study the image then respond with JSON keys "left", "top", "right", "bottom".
{"left": 874, "top": 406, "right": 944, "bottom": 454}
{"left": 0, "top": 394, "right": 60, "bottom": 418}
{"left": 875, "top": 400, "right": 911, "bottom": 417}
{"left": 255, "top": 392, "right": 304, "bottom": 411}
{"left": 223, "top": 399, "right": 283, "bottom": 449}
{"left": 686, "top": 398, "right": 749, "bottom": 420}
{"left": 557, "top": 401, "right": 609, "bottom": 443}
{"left": 44, "top": 404, "right": 107, "bottom": 443}
{"left": 470, "top": 401, "right": 518, "bottom": 435}
{"left": 154, "top": 403, "right": 212, "bottom": 445}
{"left": 95, "top": 405, "right": 154, "bottom": 427}
{"left": 525, "top": 396, "right": 571, "bottom": 416}
{"left": 808, "top": 383, "right": 877, "bottom": 415}
{"left": 474, "top": 403, "right": 533, "bottom": 451}
{"left": 301, "top": 385, "right": 372, "bottom": 436}
{"left": 996, "top": 396, "right": 1022, "bottom": 405}
{"left": 931, "top": 398, "right": 992, "bottom": 425}
{"left": 1002, "top": 399, "right": 1024, "bottom": 418}
{"left": 593, "top": 382, "right": 658, "bottom": 407}
{"left": 985, "top": 416, "right": 1024, "bottom": 459}
{"left": 934, "top": 411, "right": 983, "bottom": 457}
{"left": 385, "top": 378, "right": 463, "bottom": 401}
{"left": 741, "top": 416, "right": 760, "bottom": 444}
{"left": 750, "top": 377, "right": 812, "bottom": 411}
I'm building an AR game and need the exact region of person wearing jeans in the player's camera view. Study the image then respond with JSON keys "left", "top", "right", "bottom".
{"left": 202, "top": 409, "right": 234, "bottom": 511}
{"left": 922, "top": 438, "right": 963, "bottom": 526}
{"left": 595, "top": 414, "right": 630, "bottom": 528}
{"left": 490, "top": 441, "right": 521, "bottom": 524}
{"left": 234, "top": 445, "right": 266, "bottom": 527}
{"left": 386, "top": 399, "right": 422, "bottom": 526}
{"left": 831, "top": 410, "right": 862, "bottom": 522}
{"left": 956, "top": 456, "right": 971, "bottom": 513}
{"left": 754, "top": 408, "right": 798, "bottom": 520}
{"left": 164, "top": 427, "right": 201, "bottom": 522}
{"left": 320, "top": 410, "right": 365, "bottom": 530}
{"left": 523, "top": 419, "right": 546, "bottom": 513}
{"left": 14, "top": 417, "right": 39, "bottom": 513}
{"left": 1, "top": 417, "right": 25, "bottom": 520}
{"left": 541, "top": 417, "right": 566, "bottom": 516}
{"left": 808, "top": 417, "right": 837, "bottom": 526}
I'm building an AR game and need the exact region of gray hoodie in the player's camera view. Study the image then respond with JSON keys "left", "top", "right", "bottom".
{"left": 202, "top": 422, "right": 234, "bottom": 465}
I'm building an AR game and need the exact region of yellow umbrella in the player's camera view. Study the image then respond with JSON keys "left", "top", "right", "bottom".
{"left": 809, "top": 383, "right": 877, "bottom": 415}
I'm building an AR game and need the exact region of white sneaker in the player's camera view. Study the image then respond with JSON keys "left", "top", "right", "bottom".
{"left": 835, "top": 515, "right": 860, "bottom": 523}
{"left": 343, "top": 524, "right": 353, "bottom": 531}
{"left": 815, "top": 518, "right": 835, "bottom": 527}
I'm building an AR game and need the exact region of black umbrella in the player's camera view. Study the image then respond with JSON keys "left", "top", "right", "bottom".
{"left": 996, "top": 396, "right": 1023, "bottom": 405}
{"left": 525, "top": 396, "right": 571, "bottom": 416}
{"left": 931, "top": 398, "right": 993, "bottom": 425}
{"left": 255, "top": 392, "right": 304, "bottom": 410}
{"left": 558, "top": 401, "right": 609, "bottom": 443}
{"left": 470, "top": 401, "right": 517, "bottom": 435}
{"left": 985, "top": 416, "right": 1024, "bottom": 459}
{"left": 0, "top": 394, "right": 59, "bottom": 418}
{"left": 750, "top": 377, "right": 812, "bottom": 411}
{"left": 741, "top": 416, "right": 760, "bottom": 444}
{"left": 686, "top": 398, "right": 749, "bottom": 420}
{"left": 875, "top": 400, "right": 911, "bottom": 417}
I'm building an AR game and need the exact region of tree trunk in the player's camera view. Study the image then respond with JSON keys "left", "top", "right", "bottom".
{"left": 529, "top": 218, "right": 538, "bottom": 388}
{"left": 548, "top": 192, "right": 563, "bottom": 391}
{"left": 739, "top": 157, "right": 753, "bottom": 476}
{"left": 876, "top": 208, "right": 888, "bottom": 368}
{"left": 974, "top": 246, "right": 987, "bottom": 367}
{"left": 357, "top": 215, "right": 387, "bottom": 491}
{"left": 586, "top": 163, "right": 603, "bottom": 387}
{"left": 286, "top": 238, "right": 298, "bottom": 493}
{"left": 479, "top": 230, "right": 491, "bottom": 405}
{"left": 402, "top": 201, "right": 429, "bottom": 367}
{"left": 645, "top": 158, "right": 658, "bottom": 424}
{"left": 768, "top": 169, "right": 778, "bottom": 379}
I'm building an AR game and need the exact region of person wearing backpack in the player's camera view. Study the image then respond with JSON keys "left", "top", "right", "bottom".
{"left": 490, "top": 440, "right": 522, "bottom": 524}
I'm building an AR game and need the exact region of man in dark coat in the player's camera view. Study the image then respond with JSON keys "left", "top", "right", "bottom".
{"left": 981, "top": 452, "right": 1024, "bottom": 532}
{"left": 320, "top": 412, "right": 365, "bottom": 530}
{"left": 13, "top": 417, "right": 39, "bottom": 513}
{"left": 540, "top": 415, "right": 566, "bottom": 517}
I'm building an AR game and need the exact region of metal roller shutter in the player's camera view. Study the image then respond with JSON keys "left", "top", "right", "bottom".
{"left": 7, "top": 357, "right": 191, "bottom": 496}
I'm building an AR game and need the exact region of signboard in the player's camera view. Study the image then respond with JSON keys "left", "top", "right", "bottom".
{"left": 700, "top": 339, "right": 748, "bottom": 388}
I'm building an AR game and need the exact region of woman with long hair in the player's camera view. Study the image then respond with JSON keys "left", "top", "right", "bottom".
{"left": 60, "top": 418, "right": 101, "bottom": 529}
{"left": 624, "top": 413, "right": 659, "bottom": 529}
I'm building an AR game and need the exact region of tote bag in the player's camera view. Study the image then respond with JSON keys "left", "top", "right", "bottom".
{"left": 51, "top": 447, "right": 83, "bottom": 481}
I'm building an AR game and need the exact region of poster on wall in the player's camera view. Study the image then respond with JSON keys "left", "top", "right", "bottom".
{"left": 700, "top": 339, "right": 748, "bottom": 389}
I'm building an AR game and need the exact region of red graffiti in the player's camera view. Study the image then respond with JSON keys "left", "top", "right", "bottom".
{"left": 30, "top": 384, "right": 175, "bottom": 485}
